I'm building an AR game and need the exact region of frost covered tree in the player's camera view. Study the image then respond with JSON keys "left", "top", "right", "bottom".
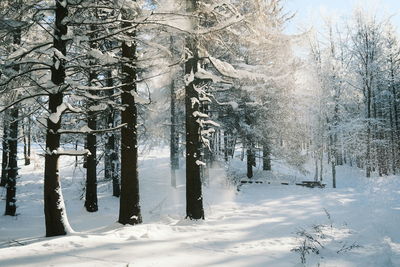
{"left": 206, "top": 0, "right": 300, "bottom": 178}
{"left": 303, "top": 9, "right": 400, "bottom": 180}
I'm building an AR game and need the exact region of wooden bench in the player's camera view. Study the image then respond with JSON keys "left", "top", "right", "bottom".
{"left": 240, "top": 181, "right": 289, "bottom": 185}
{"left": 296, "top": 181, "right": 326, "bottom": 188}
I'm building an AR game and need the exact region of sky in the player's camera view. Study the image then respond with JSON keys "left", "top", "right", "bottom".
{"left": 284, "top": 0, "right": 400, "bottom": 34}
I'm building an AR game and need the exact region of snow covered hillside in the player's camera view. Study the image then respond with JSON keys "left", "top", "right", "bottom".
{"left": 0, "top": 147, "right": 399, "bottom": 267}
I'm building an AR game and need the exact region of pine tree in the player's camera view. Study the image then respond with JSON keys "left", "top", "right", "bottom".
{"left": 118, "top": 0, "right": 142, "bottom": 225}
{"left": 44, "top": 0, "right": 71, "bottom": 237}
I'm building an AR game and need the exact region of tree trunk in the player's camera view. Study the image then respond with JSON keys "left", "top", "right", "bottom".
{"left": 332, "top": 160, "right": 336, "bottom": 188}
{"left": 5, "top": 106, "right": 18, "bottom": 216}
{"left": 85, "top": 110, "right": 98, "bottom": 212}
{"left": 44, "top": 1, "right": 70, "bottom": 237}
{"left": 185, "top": 54, "right": 204, "bottom": 219}
{"left": 224, "top": 131, "right": 229, "bottom": 162}
{"left": 27, "top": 116, "right": 31, "bottom": 163}
{"left": 314, "top": 155, "right": 318, "bottom": 181}
{"left": 262, "top": 143, "right": 271, "bottom": 171}
{"left": 5, "top": 27, "right": 21, "bottom": 216}
{"left": 0, "top": 111, "right": 9, "bottom": 187}
{"left": 319, "top": 152, "right": 323, "bottom": 181}
{"left": 23, "top": 115, "right": 31, "bottom": 166}
{"left": 85, "top": 30, "right": 98, "bottom": 212}
{"left": 184, "top": 0, "right": 204, "bottom": 220}
{"left": 104, "top": 71, "right": 120, "bottom": 197}
{"left": 366, "top": 84, "right": 372, "bottom": 178}
{"left": 389, "top": 96, "right": 397, "bottom": 174}
{"left": 247, "top": 147, "right": 254, "bottom": 178}
{"left": 170, "top": 78, "right": 179, "bottom": 188}
{"left": 118, "top": 14, "right": 142, "bottom": 225}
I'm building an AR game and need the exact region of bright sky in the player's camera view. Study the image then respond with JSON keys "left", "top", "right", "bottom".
{"left": 284, "top": 0, "right": 400, "bottom": 34}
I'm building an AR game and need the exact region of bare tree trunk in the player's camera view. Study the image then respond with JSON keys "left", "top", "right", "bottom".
{"left": 104, "top": 71, "right": 120, "bottom": 197}
{"left": 0, "top": 111, "right": 9, "bottom": 187}
{"left": 314, "top": 155, "right": 319, "bottom": 181}
{"left": 366, "top": 85, "right": 372, "bottom": 177}
{"left": 27, "top": 116, "right": 31, "bottom": 163}
{"left": 224, "top": 131, "right": 229, "bottom": 162}
{"left": 5, "top": 26, "right": 21, "bottom": 216}
{"left": 185, "top": 0, "right": 204, "bottom": 220}
{"left": 118, "top": 11, "right": 142, "bottom": 225}
{"left": 75, "top": 140, "right": 79, "bottom": 167}
{"left": 5, "top": 106, "right": 18, "bottom": 216}
{"left": 85, "top": 28, "right": 98, "bottom": 212}
{"left": 389, "top": 97, "right": 397, "bottom": 174}
{"left": 319, "top": 151, "right": 323, "bottom": 181}
{"left": 170, "top": 78, "right": 179, "bottom": 188}
{"left": 23, "top": 115, "right": 31, "bottom": 166}
{"left": 247, "top": 146, "right": 254, "bottom": 178}
{"left": 44, "top": 1, "right": 70, "bottom": 237}
{"left": 85, "top": 107, "right": 98, "bottom": 212}
{"left": 262, "top": 143, "right": 271, "bottom": 171}
{"left": 332, "top": 159, "right": 336, "bottom": 188}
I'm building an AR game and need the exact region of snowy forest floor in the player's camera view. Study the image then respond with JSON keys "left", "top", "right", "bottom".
{"left": 0, "top": 146, "right": 400, "bottom": 266}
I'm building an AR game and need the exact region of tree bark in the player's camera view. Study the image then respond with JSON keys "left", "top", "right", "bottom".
{"left": 170, "top": 78, "right": 179, "bottom": 188}
{"left": 224, "top": 131, "right": 229, "bottom": 162}
{"left": 247, "top": 147, "right": 254, "bottom": 178}
{"left": 0, "top": 111, "right": 9, "bottom": 187}
{"left": 184, "top": 0, "right": 204, "bottom": 220}
{"left": 44, "top": 0, "right": 70, "bottom": 237}
{"left": 23, "top": 115, "right": 31, "bottom": 166}
{"left": 85, "top": 28, "right": 98, "bottom": 212}
{"left": 5, "top": 27, "right": 21, "bottom": 216}
{"left": 332, "top": 160, "right": 336, "bottom": 188}
{"left": 85, "top": 108, "right": 98, "bottom": 212}
{"left": 5, "top": 106, "right": 18, "bottom": 216}
{"left": 262, "top": 143, "right": 271, "bottom": 171}
{"left": 118, "top": 11, "right": 142, "bottom": 225}
{"left": 104, "top": 71, "right": 120, "bottom": 197}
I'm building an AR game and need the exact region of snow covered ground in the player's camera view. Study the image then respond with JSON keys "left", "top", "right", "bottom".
{"left": 0, "top": 147, "right": 400, "bottom": 266}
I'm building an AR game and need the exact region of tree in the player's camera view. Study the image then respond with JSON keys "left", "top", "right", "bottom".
{"left": 84, "top": 24, "right": 99, "bottom": 213}
{"left": 44, "top": 0, "right": 72, "bottom": 237}
{"left": 118, "top": 0, "right": 142, "bottom": 225}
{"left": 2, "top": 0, "right": 23, "bottom": 216}
{"left": 185, "top": 0, "right": 204, "bottom": 220}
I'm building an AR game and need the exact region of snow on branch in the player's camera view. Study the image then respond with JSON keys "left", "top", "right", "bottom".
{"left": 46, "top": 148, "right": 91, "bottom": 156}
{"left": 48, "top": 103, "right": 82, "bottom": 124}
{"left": 194, "top": 15, "right": 244, "bottom": 35}
{"left": 88, "top": 49, "right": 118, "bottom": 64}
{"left": 0, "top": 93, "right": 48, "bottom": 113}
{"left": 209, "top": 57, "right": 239, "bottom": 79}
{"left": 58, "top": 123, "right": 128, "bottom": 135}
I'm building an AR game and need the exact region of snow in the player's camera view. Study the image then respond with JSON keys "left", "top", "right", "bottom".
{"left": 0, "top": 147, "right": 399, "bottom": 266}
{"left": 59, "top": 0, "right": 67, "bottom": 8}
{"left": 130, "top": 90, "right": 149, "bottom": 105}
{"left": 48, "top": 103, "right": 80, "bottom": 124}
{"left": 48, "top": 103, "right": 68, "bottom": 124}
{"left": 192, "top": 111, "right": 209, "bottom": 118}
{"left": 88, "top": 49, "right": 118, "bottom": 65}
{"left": 88, "top": 103, "right": 108, "bottom": 112}
{"left": 195, "top": 160, "right": 206, "bottom": 166}
{"left": 55, "top": 149, "right": 91, "bottom": 156}
{"left": 195, "top": 66, "right": 225, "bottom": 83}
{"left": 184, "top": 70, "right": 195, "bottom": 86}
{"left": 191, "top": 97, "right": 200, "bottom": 108}
{"left": 209, "top": 56, "right": 239, "bottom": 79}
